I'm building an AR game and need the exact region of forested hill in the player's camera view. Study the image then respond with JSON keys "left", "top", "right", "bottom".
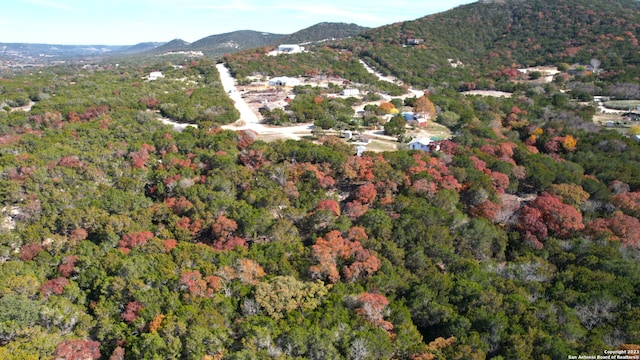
{"left": 276, "top": 22, "right": 369, "bottom": 45}
{"left": 350, "top": 0, "right": 640, "bottom": 85}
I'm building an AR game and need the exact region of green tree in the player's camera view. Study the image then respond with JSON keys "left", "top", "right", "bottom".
{"left": 383, "top": 115, "right": 406, "bottom": 136}
{"left": 254, "top": 276, "right": 328, "bottom": 320}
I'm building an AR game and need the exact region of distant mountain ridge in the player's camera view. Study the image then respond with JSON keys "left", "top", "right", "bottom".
{"left": 0, "top": 22, "right": 369, "bottom": 63}
{"left": 146, "top": 30, "right": 286, "bottom": 57}
{"left": 147, "top": 23, "right": 369, "bottom": 57}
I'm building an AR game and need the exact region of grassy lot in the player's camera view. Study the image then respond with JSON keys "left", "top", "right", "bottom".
{"left": 603, "top": 100, "right": 640, "bottom": 110}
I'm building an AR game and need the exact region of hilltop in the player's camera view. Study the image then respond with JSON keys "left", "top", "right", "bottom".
{"left": 348, "top": 0, "right": 640, "bottom": 85}
{"left": 276, "top": 22, "right": 369, "bottom": 45}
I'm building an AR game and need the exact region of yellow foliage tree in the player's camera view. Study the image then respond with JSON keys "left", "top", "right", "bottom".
{"left": 378, "top": 102, "right": 396, "bottom": 114}
{"left": 547, "top": 183, "right": 590, "bottom": 208}
{"left": 630, "top": 125, "right": 640, "bottom": 136}
{"left": 562, "top": 135, "right": 577, "bottom": 152}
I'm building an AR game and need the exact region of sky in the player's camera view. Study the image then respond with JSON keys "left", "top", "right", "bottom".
{"left": 2, "top": 0, "right": 477, "bottom": 45}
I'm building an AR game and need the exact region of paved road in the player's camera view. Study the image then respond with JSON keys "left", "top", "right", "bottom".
{"left": 217, "top": 63, "right": 313, "bottom": 140}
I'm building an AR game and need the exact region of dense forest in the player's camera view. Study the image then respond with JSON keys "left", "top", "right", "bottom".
{"left": 343, "top": 0, "right": 640, "bottom": 87}
{"left": 1, "top": 0, "right": 640, "bottom": 359}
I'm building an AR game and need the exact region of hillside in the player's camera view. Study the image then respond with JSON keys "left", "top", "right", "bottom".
{"left": 350, "top": 0, "right": 640, "bottom": 85}
{"left": 276, "top": 22, "right": 369, "bottom": 45}
{"left": 188, "top": 30, "right": 285, "bottom": 56}
{"left": 1, "top": 55, "right": 640, "bottom": 358}
{"left": 141, "top": 31, "right": 286, "bottom": 57}
{"left": 147, "top": 39, "right": 191, "bottom": 54}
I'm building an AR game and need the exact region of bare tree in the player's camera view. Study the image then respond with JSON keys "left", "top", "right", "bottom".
{"left": 575, "top": 298, "right": 616, "bottom": 330}
{"left": 349, "top": 338, "right": 369, "bottom": 360}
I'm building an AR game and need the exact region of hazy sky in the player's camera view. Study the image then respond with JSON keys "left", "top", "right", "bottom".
{"left": 2, "top": 0, "right": 477, "bottom": 45}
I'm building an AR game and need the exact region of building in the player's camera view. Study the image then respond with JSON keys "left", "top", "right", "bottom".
{"left": 402, "top": 112, "right": 415, "bottom": 121}
{"left": 341, "top": 88, "right": 360, "bottom": 97}
{"left": 408, "top": 137, "right": 432, "bottom": 151}
{"left": 403, "top": 112, "right": 428, "bottom": 126}
{"left": 147, "top": 71, "right": 164, "bottom": 81}
{"left": 406, "top": 38, "right": 424, "bottom": 46}
{"left": 278, "top": 44, "right": 303, "bottom": 53}
{"left": 268, "top": 77, "right": 300, "bottom": 87}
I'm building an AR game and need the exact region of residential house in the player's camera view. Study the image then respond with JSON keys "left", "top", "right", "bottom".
{"left": 278, "top": 44, "right": 303, "bottom": 53}
{"left": 408, "top": 137, "right": 432, "bottom": 151}
{"left": 403, "top": 112, "right": 427, "bottom": 126}
{"left": 147, "top": 71, "right": 164, "bottom": 81}
{"left": 268, "top": 76, "right": 300, "bottom": 87}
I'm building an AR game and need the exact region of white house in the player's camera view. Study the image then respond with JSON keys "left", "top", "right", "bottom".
{"left": 278, "top": 44, "right": 303, "bottom": 53}
{"left": 341, "top": 88, "right": 360, "bottom": 97}
{"left": 408, "top": 137, "right": 432, "bottom": 151}
{"left": 147, "top": 71, "right": 164, "bottom": 81}
{"left": 268, "top": 76, "right": 300, "bottom": 87}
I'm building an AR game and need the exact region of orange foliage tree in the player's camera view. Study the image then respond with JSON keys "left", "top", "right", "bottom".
{"left": 309, "top": 228, "right": 380, "bottom": 283}
{"left": 414, "top": 96, "right": 436, "bottom": 120}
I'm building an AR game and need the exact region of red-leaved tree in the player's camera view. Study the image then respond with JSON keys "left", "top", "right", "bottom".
{"left": 53, "top": 339, "right": 101, "bottom": 360}
{"left": 355, "top": 182, "right": 377, "bottom": 205}
{"left": 316, "top": 199, "right": 341, "bottom": 217}
{"left": 354, "top": 293, "right": 393, "bottom": 331}
{"left": 121, "top": 301, "right": 143, "bottom": 324}
{"left": 118, "top": 231, "right": 154, "bottom": 253}
{"left": 179, "top": 270, "right": 222, "bottom": 298}
{"left": 530, "top": 193, "right": 584, "bottom": 238}
{"left": 309, "top": 229, "right": 380, "bottom": 283}
{"left": 20, "top": 243, "right": 43, "bottom": 261}
{"left": 40, "top": 277, "right": 70, "bottom": 299}
{"left": 518, "top": 206, "right": 547, "bottom": 249}
{"left": 588, "top": 211, "right": 640, "bottom": 248}
{"left": 58, "top": 255, "right": 78, "bottom": 277}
